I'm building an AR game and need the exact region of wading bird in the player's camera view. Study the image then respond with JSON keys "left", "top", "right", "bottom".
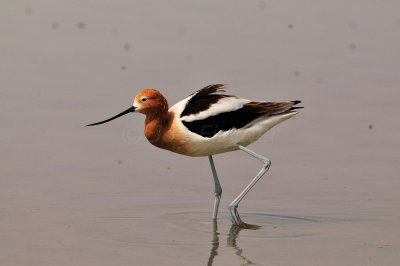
{"left": 87, "top": 84, "right": 302, "bottom": 226}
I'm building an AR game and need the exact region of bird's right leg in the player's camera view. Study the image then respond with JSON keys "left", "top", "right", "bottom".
{"left": 228, "top": 145, "right": 271, "bottom": 226}
{"left": 209, "top": 155, "right": 222, "bottom": 219}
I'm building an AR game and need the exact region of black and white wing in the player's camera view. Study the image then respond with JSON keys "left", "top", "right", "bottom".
{"left": 179, "top": 84, "right": 302, "bottom": 138}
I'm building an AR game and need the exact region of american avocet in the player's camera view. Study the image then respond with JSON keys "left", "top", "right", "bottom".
{"left": 87, "top": 84, "right": 302, "bottom": 226}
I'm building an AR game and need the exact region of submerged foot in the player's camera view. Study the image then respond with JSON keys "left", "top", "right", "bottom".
{"left": 228, "top": 205, "right": 243, "bottom": 226}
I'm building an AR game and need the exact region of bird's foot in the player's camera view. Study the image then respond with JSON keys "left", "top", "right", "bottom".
{"left": 228, "top": 205, "right": 243, "bottom": 226}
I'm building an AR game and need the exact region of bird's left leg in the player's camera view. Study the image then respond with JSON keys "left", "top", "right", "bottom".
{"left": 228, "top": 145, "right": 271, "bottom": 226}
{"left": 209, "top": 155, "right": 222, "bottom": 219}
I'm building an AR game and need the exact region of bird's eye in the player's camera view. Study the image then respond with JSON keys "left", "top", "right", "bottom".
{"left": 141, "top": 97, "right": 148, "bottom": 102}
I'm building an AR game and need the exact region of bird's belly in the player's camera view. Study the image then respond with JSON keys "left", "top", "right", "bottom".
{"left": 177, "top": 131, "right": 254, "bottom": 157}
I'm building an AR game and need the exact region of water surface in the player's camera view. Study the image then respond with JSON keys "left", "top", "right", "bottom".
{"left": 1, "top": 1, "right": 400, "bottom": 265}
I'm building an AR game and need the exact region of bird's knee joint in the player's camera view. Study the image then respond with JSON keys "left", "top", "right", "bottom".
{"left": 262, "top": 159, "right": 271, "bottom": 167}
{"left": 228, "top": 203, "right": 237, "bottom": 210}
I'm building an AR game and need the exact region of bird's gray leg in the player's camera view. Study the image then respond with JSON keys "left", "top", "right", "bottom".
{"left": 209, "top": 155, "right": 222, "bottom": 219}
{"left": 228, "top": 145, "right": 271, "bottom": 226}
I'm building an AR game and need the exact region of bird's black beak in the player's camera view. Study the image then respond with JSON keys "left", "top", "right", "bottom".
{"left": 86, "top": 106, "right": 137, "bottom": 126}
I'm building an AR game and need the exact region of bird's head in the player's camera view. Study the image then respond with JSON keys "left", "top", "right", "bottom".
{"left": 133, "top": 89, "right": 168, "bottom": 115}
{"left": 86, "top": 88, "right": 168, "bottom": 127}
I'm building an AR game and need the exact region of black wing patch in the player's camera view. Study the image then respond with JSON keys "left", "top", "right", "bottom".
{"left": 180, "top": 84, "right": 230, "bottom": 118}
{"left": 182, "top": 100, "right": 302, "bottom": 138}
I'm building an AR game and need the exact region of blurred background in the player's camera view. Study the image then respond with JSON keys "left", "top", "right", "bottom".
{"left": 1, "top": 1, "right": 400, "bottom": 265}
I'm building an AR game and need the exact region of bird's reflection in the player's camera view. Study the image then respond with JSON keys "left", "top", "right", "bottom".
{"left": 208, "top": 220, "right": 261, "bottom": 266}
{"left": 207, "top": 220, "right": 220, "bottom": 266}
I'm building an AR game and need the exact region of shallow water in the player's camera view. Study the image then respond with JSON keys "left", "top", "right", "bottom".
{"left": 1, "top": 1, "right": 400, "bottom": 265}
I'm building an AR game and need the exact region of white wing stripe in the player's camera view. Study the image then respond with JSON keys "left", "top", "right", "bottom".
{"left": 181, "top": 97, "right": 250, "bottom": 122}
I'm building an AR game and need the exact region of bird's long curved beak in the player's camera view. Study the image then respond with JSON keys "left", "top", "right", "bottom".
{"left": 86, "top": 106, "right": 137, "bottom": 126}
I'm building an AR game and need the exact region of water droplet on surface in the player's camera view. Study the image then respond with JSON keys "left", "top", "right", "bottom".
{"left": 77, "top": 21, "right": 86, "bottom": 29}
{"left": 51, "top": 22, "right": 59, "bottom": 29}
{"left": 257, "top": 0, "right": 266, "bottom": 9}
{"left": 24, "top": 8, "right": 33, "bottom": 16}
{"left": 123, "top": 43, "right": 131, "bottom": 51}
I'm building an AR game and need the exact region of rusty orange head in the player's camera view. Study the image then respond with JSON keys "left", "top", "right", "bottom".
{"left": 86, "top": 88, "right": 168, "bottom": 127}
